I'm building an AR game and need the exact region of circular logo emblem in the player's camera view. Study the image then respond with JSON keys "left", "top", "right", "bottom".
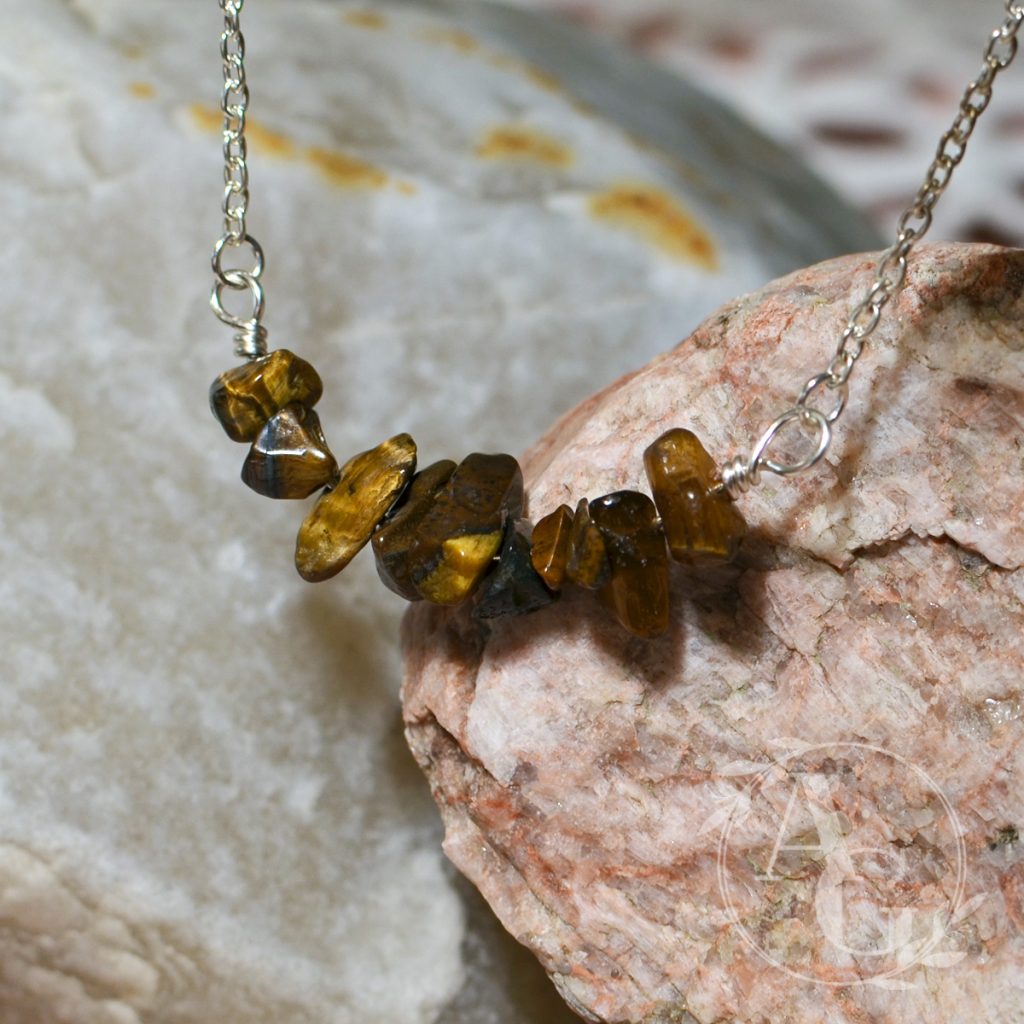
{"left": 712, "top": 741, "right": 970, "bottom": 988}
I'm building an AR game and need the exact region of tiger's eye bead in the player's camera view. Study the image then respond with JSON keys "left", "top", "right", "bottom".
{"left": 210, "top": 349, "right": 324, "bottom": 443}
{"left": 409, "top": 453, "right": 524, "bottom": 606}
{"left": 643, "top": 427, "right": 746, "bottom": 564}
{"left": 241, "top": 405, "right": 338, "bottom": 500}
{"left": 565, "top": 497, "right": 611, "bottom": 590}
{"left": 371, "top": 459, "right": 458, "bottom": 600}
{"left": 589, "top": 490, "right": 670, "bottom": 638}
{"left": 295, "top": 433, "right": 417, "bottom": 583}
{"left": 472, "top": 524, "right": 556, "bottom": 621}
{"left": 530, "top": 504, "right": 574, "bottom": 591}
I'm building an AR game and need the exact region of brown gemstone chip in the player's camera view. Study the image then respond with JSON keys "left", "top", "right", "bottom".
{"left": 210, "top": 349, "right": 324, "bottom": 443}
{"left": 565, "top": 497, "right": 611, "bottom": 590}
{"left": 408, "top": 452, "right": 524, "bottom": 606}
{"left": 589, "top": 490, "right": 670, "bottom": 638}
{"left": 295, "top": 432, "right": 417, "bottom": 583}
{"left": 643, "top": 427, "right": 746, "bottom": 564}
{"left": 241, "top": 404, "right": 338, "bottom": 500}
{"left": 472, "top": 523, "right": 557, "bottom": 621}
{"left": 372, "top": 459, "right": 459, "bottom": 600}
{"left": 530, "top": 503, "right": 574, "bottom": 590}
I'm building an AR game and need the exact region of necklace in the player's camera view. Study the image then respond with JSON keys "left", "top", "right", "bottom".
{"left": 208, "top": 0, "right": 1023, "bottom": 640}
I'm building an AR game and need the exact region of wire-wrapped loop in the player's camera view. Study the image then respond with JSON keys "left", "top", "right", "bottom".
{"left": 718, "top": 408, "right": 831, "bottom": 499}
{"left": 211, "top": 0, "right": 269, "bottom": 359}
{"left": 210, "top": 271, "right": 267, "bottom": 359}
{"left": 718, "top": 455, "right": 761, "bottom": 498}
{"left": 716, "top": 4, "right": 1020, "bottom": 500}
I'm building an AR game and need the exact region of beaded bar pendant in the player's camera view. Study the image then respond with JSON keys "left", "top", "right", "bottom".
{"left": 210, "top": 349, "right": 747, "bottom": 638}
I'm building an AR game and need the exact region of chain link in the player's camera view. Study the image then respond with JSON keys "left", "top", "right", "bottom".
{"left": 719, "top": 1, "right": 1023, "bottom": 498}
{"left": 210, "top": 0, "right": 268, "bottom": 360}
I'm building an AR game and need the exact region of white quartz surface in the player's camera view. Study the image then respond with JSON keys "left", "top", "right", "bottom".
{"left": 0, "top": 0, "right": 875, "bottom": 1020}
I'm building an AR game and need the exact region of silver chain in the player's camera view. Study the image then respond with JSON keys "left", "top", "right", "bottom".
{"left": 719, "top": 0, "right": 1024, "bottom": 497}
{"left": 206, "top": 1, "right": 1022, "bottom": 432}
{"left": 210, "top": 0, "right": 269, "bottom": 360}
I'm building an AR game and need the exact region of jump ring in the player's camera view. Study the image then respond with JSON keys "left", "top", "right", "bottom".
{"left": 212, "top": 233, "right": 264, "bottom": 288}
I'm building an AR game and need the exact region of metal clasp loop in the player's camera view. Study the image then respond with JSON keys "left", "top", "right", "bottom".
{"left": 752, "top": 407, "right": 832, "bottom": 478}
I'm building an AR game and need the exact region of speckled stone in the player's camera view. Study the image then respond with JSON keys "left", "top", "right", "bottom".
{"left": 402, "top": 244, "right": 1024, "bottom": 1024}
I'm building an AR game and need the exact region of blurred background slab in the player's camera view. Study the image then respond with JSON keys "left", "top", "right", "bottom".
{"left": 483, "top": 0, "right": 1024, "bottom": 247}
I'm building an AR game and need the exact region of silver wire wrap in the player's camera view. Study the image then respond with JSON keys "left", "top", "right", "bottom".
{"left": 718, "top": 0, "right": 1024, "bottom": 498}
{"left": 209, "top": 0, "right": 269, "bottom": 361}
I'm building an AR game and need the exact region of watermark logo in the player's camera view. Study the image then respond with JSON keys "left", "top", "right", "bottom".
{"left": 705, "top": 739, "right": 983, "bottom": 989}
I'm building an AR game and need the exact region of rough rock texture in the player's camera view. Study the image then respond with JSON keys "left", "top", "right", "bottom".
{"left": 0, "top": 0, "right": 876, "bottom": 1021}
{"left": 403, "top": 243, "right": 1024, "bottom": 1024}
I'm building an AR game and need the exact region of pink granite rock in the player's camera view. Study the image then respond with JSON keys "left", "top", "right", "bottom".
{"left": 401, "top": 243, "right": 1024, "bottom": 1024}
